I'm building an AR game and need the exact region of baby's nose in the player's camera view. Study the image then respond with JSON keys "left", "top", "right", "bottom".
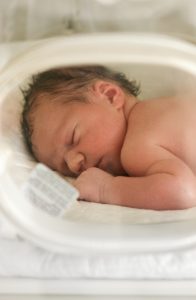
{"left": 66, "top": 151, "right": 85, "bottom": 175}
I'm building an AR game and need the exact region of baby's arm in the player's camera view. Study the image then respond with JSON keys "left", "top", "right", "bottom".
{"left": 74, "top": 147, "right": 196, "bottom": 210}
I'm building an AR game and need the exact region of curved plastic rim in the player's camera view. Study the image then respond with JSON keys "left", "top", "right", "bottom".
{"left": 0, "top": 33, "right": 196, "bottom": 254}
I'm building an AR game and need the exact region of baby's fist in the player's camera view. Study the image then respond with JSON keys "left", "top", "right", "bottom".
{"left": 74, "top": 167, "right": 113, "bottom": 203}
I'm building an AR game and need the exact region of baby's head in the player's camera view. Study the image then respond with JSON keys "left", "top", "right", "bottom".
{"left": 21, "top": 65, "right": 140, "bottom": 176}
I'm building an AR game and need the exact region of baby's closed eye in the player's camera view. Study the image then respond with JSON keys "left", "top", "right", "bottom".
{"left": 70, "top": 124, "right": 79, "bottom": 146}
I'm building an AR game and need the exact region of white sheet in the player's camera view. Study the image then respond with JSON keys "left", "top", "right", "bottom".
{"left": 0, "top": 237, "right": 196, "bottom": 279}
{"left": 0, "top": 215, "right": 20, "bottom": 239}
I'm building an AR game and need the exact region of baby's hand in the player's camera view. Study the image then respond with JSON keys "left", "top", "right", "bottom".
{"left": 73, "top": 167, "right": 113, "bottom": 203}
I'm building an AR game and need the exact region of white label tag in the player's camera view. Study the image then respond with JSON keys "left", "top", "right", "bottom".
{"left": 22, "top": 163, "right": 79, "bottom": 217}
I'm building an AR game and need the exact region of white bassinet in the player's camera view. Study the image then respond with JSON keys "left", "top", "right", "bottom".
{"left": 1, "top": 34, "right": 196, "bottom": 298}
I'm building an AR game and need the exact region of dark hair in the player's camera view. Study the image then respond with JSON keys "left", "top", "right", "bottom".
{"left": 21, "top": 65, "right": 140, "bottom": 158}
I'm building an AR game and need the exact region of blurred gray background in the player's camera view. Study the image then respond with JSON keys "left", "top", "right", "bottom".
{"left": 0, "top": 0, "right": 195, "bottom": 43}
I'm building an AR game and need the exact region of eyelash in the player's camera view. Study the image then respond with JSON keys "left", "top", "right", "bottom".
{"left": 71, "top": 126, "right": 77, "bottom": 145}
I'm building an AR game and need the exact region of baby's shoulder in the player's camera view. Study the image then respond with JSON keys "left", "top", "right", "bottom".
{"left": 121, "top": 98, "right": 170, "bottom": 174}
{"left": 121, "top": 125, "right": 155, "bottom": 176}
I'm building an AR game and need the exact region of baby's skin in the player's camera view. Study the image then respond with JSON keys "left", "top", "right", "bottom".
{"left": 32, "top": 80, "right": 196, "bottom": 210}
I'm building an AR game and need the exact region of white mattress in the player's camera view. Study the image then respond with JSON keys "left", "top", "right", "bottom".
{"left": 0, "top": 236, "right": 196, "bottom": 279}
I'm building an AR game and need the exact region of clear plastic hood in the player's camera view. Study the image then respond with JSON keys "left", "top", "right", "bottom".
{"left": 0, "top": 33, "right": 196, "bottom": 254}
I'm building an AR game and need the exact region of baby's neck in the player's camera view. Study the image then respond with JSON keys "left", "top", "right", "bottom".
{"left": 124, "top": 95, "right": 139, "bottom": 121}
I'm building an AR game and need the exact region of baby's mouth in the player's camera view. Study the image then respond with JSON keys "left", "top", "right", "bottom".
{"left": 97, "top": 158, "right": 123, "bottom": 176}
{"left": 96, "top": 157, "right": 113, "bottom": 174}
{"left": 95, "top": 157, "right": 103, "bottom": 169}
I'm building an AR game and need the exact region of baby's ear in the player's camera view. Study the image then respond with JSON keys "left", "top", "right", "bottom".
{"left": 92, "top": 80, "right": 125, "bottom": 109}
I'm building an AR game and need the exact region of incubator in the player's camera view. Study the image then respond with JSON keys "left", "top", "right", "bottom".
{"left": 1, "top": 33, "right": 196, "bottom": 254}
{"left": 0, "top": 0, "right": 196, "bottom": 297}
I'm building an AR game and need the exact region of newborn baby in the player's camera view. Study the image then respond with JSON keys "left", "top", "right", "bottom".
{"left": 21, "top": 65, "right": 196, "bottom": 210}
